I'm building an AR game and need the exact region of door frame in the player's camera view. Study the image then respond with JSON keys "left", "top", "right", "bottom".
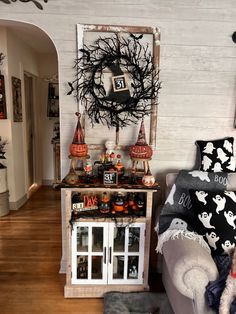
{"left": 22, "top": 69, "right": 41, "bottom": 195}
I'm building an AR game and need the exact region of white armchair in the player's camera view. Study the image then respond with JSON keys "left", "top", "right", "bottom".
{"left": 161, "top": 173, "right": 218, "bottom": 314}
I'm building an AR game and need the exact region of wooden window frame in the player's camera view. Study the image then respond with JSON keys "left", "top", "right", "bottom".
{"left": 76, "top": 24, "right": 160, "bottom": 149}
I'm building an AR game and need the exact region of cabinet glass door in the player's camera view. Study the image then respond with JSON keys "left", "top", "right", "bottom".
{"left": 71, "top": 222, "right": 108, "bottom": 284}
{"left": 108, "top": 223, "right": 145, "bottom": 284}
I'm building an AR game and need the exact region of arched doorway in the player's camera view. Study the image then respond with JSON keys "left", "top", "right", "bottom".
{"left": 0, "top": 20, "right": 59, "bottom": 209}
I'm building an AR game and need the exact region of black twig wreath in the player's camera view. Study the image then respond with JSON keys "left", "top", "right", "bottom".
{"left": 68, "top": 33, "right": 161, "bottom": 130}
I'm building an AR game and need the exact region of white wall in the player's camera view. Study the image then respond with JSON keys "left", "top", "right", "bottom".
{"left": 0, "top": 0, "right": 235, "bottom": 192}
{"left": 37, "top": 53, "right": 58, "bottom": 183}
{"left": 0, "top": 26, "right": 58, "bottom": 205}
{"left": 5, "top": 28, "right": 40, "bottom": 202}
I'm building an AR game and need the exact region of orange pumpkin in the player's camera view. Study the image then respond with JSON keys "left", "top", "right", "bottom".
{"left": 129, "top": 144, "right": 153, "bottom": 159}
{"left": 69, "top": 143, "right": 88, "bottom": 157}
{"left": 142, "top": 167, "right": 156, "bottom": 187}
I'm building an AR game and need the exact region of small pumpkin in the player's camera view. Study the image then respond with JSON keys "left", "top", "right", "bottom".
{"left": 142, "top": 167, "right": 156, "bottom": 187}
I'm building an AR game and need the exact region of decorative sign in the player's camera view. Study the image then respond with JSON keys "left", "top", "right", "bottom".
{"left": 12, "top": 77, "right": 22, "bottom": 122}
{"left": 112, "top": 75, "right": 129, "bottom": 92}
{"left": 0, "top": 0, "right": 48, "bottom": 10}
{"left": 72, "top": 195, "right": 98, "bottom": 213}
{"left": 103, "top": 171, "right": 118, "bottom": 186}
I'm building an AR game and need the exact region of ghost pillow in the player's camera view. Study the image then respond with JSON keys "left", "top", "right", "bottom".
{"left": 196, "top": 137, "right": 235, "bottom": 172}
{"left": 189, "top": 189, "right": 236, "bottom": 255}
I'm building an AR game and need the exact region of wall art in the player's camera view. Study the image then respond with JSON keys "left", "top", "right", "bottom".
{"left": 68, "top": 24, "right": 161, "bottom": 148}
{"left": 47, "top": 82, "right": 59, "bottom": 118}
{"left": 0, "top": 75, "right": 7, "bottom": 119}
{"left": 12, "top": 76, "right": 22, "bottom": 122}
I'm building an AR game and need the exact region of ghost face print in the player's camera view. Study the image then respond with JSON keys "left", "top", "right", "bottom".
{"left": 195, "top": 191, "right": 208, "bottom": 205}
{"left": 168, "top": 218, "right": 187, "bottom": 231}
{"left": 222, "top": 240, "right": 235, "bottom": 255}
{"left": 206, "top": 232, "right": 219, "bottom": 250}
{"left": 197, "top": 137, "right": 235, "bottom": 172}
{"left": 213, "top": 195, "right": 226, "bottom": 214}
{"left": 198, "top": 212, "right": 215, "bottom": 229}
{"left": 190, "top": 189, "right": 236, "bottom": 255}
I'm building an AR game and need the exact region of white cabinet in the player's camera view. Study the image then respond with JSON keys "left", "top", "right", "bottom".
{"left": 63, "top": 187, "right": 158, "bottom": 298}
{"left": 71, "top": 221, "right": 145, "bottom": 285}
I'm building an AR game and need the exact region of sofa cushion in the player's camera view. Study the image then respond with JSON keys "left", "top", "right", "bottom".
{"left": 196, "top": 137, "right": 235, "bottom": 172}
{"left": 189, "top": 189, "right": 236, "bottom": 255}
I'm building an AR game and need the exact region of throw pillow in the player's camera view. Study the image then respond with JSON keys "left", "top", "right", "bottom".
{"left": 196, "top": 137, "right": 235, "bottom": 172}
{"left": 189, "top": 189, "right": 236, "bottom": 255}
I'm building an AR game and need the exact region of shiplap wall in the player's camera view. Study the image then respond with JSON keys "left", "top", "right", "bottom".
{"left": 0, "top": 0, "right": 235, "bottom": 185}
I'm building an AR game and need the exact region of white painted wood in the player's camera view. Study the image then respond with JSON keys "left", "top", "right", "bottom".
{"left": 107, "top": 223, "right": 145, "bottom": 285}
{"left": 71, "top": 221, "right": 108, "bottom": 285}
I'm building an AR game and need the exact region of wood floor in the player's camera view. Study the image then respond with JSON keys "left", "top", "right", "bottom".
{"left": 0, "top": 186, "right": 103, "bottom": 314}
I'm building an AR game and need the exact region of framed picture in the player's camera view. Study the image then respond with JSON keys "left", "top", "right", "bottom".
{"left": 47, "top": 82, "right": 59, "bottom": 118}
{"left": 12, "top": 76, "right": 22, "bottom": 122}
{"left": 0, "top": 75, "right": 7, "bottom": 119}
{"left": 112, "top": 75, "right": 129, "bottom": 92}
{"left": 103, "top": 171, "right": 118, "bottom": 186}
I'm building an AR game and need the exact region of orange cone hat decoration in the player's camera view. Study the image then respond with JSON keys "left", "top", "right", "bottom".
{"left": 135, "top": 119, "right": 147, "bottom": 146}
{"left": 129, "top": 119, "right": 153, "bottom": 159}
{"left": 69, "top": 112, "right": 88, "bottom": 157}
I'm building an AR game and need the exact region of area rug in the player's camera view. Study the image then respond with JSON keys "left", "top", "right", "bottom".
{"left": 103, "top": 291, "right": 174, "bottom": 314}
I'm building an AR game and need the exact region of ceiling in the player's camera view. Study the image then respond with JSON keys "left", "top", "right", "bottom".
{"left": 0, "top": 20, "right": 56, "bottom": 54}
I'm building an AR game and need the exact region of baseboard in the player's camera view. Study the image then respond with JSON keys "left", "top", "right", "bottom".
{"left": 9, "top": 194, "right": 28, "bottom": 210}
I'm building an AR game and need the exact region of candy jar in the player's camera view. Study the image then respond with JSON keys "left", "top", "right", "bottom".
{"left": 115, "top": 155, "right": 125, "bottom": 177}
{"left": 83, "top": 159, "right": 93, "bottom": 183}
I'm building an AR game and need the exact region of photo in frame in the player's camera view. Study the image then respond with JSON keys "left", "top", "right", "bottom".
{"left": 0, "top": 75, "right": 7, "bottom": 119}
{"left": 12, "top": 76, "right": 22, "bottom": 122}
{"left": 112, "top": 75, "right": 129, "bottom": 92}
{"left": 103, "top": 171, "right": 118, "bottom": 186}
{"left": 47, "top": 82, "right": 59, "bottom": 118}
